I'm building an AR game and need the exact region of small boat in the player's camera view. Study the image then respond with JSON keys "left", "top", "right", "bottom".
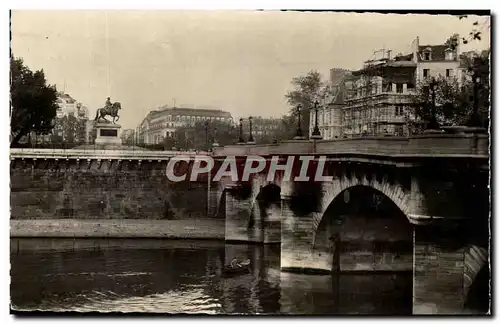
{"left": 223, "top": 259, "right": 251, "bottom": 277}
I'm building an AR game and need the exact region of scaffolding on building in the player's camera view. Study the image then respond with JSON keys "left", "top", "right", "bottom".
{"left": 344, "top": 48, "right": 416, "bottom": 137}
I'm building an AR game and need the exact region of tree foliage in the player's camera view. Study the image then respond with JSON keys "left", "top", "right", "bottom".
{"left": 411, "top": 76, "right": 472, "bottom": 127}
{"left": 453, "top": 15, "right": 490, "bottom": 47}
{"left": 285, "top": 70, "right": 329, "bottom": 137}
{"left": 276, "top": 114, "right": 297, "bottom": 142}
{"left": 59, "top": 113, "right": 79, "bottom": 143}
{"left": 10, "top": 56, "right": 58, "bottom": 145}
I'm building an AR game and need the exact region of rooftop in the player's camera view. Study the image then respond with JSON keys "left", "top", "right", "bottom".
{"left": 147, "top": 106, "right": 232, "bottom": 119}
{"left": 417, "top": 44, "right": 455, "bottom": 62}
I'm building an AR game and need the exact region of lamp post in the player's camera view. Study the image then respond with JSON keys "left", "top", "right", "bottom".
{"left": 467, "top": 66, "right": 482, "bottom": 127}
{"left": 204, "top": 121, "right": 209, "bottom": 151}
{"left": 426, "top": 77, "right": 439, "bottom": 130}
{"left": 310, "top": 100, "right": 322, "bottom": 139}
{"left": 171, "top": 132, "right": 177, "bottom": 151}
{"left": 247, "top": 116, "right": 255, "bottom": 144}
{"left": 294, "top": 104, "right": 305, "bottom": 139}
{"left": 238, "top": 118, "right": 245, "bottom": 144}
{"left": 212, "top": 126, "right": 219, "bottom": 147}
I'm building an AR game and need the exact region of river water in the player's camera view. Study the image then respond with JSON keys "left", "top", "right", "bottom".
{"left": 11, "top": 238, "right": 414, "bottom": 315}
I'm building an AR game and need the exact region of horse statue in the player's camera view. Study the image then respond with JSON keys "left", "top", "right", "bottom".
{"left": 94, "top": 102, "right": 121, "bottom": 124}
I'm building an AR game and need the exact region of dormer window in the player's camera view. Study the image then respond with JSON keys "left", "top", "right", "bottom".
{"left": 422, "top": 48, "right": 432, "bottom": 61}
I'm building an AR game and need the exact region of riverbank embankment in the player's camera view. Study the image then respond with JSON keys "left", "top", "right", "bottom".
{"left": 10, "top": 219, "right": 225, "bottom": 239}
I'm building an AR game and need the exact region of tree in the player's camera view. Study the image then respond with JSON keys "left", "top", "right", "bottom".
{"left": 442, "top": 16, "right": 491, "bottom": 55}
{"left": 162, "top": 134, "right": 176, "bottom": 150}
{"left": 276, "top": 114, "right": 297, "bottom": 142}
{"left": 10, "top": 56, "right": 58, "bottom": 146}
{"left": 285, "top": 70, "right": 329, "bottom": 137}
{"left": 464, "top": 50, "right": 490, "bottom": 128}
{"left": 411, "top": 76, "right": 471, "bottom": 128}
{"left": 60, "top": 113, "right": 78, "bottom": 144}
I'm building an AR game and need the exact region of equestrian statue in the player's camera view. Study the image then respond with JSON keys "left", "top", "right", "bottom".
{"left": 94, "top": 97, "right": 122, "bottom": 123}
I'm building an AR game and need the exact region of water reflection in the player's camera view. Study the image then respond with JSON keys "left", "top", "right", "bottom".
{"left": 11, "top": 238, "right": 412, "bottom": 314}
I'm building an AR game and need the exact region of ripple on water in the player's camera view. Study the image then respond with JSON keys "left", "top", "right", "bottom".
{"left": 13, "top": 288, "right": 223, "bottom": 314}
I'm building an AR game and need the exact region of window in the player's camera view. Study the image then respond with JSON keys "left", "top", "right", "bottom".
{"left": 423, "top": 69, "right": 430, "bottom": 78}
{"left": 423, "top": 51, "right": 431, "bottom": 61}
{"left": 446, "top": 69, "right": 454, "bottom": 78}
{"left": 396, "top": 83, "right": 403, "bottom": 93}
{"left": 394, "top": 106, "right": 404, "bottom": 116}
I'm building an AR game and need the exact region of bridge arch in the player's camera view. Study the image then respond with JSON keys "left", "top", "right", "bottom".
{"left": 312, "top": 184, "right": 412, "bottom": 248}
{"left": 305, "top": 183, "right": 414, "bottom": 313}
{"left": 312, "top": 174, "right": 412, "bottom": 236}
{"left": 313, "top": 184, "right": 413, "bottom": 272}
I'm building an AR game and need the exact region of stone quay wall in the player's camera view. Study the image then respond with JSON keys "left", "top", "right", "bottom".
{"left": 10, "top": 158, "right": 220, "bottom": 222}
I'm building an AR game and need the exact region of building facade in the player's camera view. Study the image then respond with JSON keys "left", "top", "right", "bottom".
{"left": 27, "top": 92, "right": 90, "bottom": 145}
{"left": 309, "top": 68, "right": 351, "bottom": 139}
{"left": 247, "top": 117, "right": 285, "bottom": 143}
{"left": 137, "top": 106, "right": 233, "bottom": 145}
{"left": 344, "top": 36, "right": 464, "bottom": 137}
{"left": 311, "top": 36, "right": 465, "bottom": 139}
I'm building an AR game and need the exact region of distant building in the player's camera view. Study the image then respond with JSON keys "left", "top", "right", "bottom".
{"left": 121, "top": 129, "right": 135, "bottom": 145}
{"left": 56, "top": 92, "right": 78, "bottom": 118}
{"left": 339, "top": 36, "right": 464, "bottom": 137}
{"left": 249, "top": 117, "right": 283, "bottom": 143}
{"left": 137, "top": 106, "right": 233, "bottom": 145}
{"left": 309, "top": 68, "right": 351, "bottom": 139}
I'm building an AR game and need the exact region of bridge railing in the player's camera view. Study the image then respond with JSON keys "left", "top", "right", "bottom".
{"left": 9, "top": 148, "right": 210, "bottom": 160}
{"left": 12, "top": 131, "right": 489, "bottom": 160}
{"left": 213, "top": 131, "right": 489, "bottom": 158}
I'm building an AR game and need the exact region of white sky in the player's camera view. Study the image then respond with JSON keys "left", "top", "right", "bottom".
{"left": 11, "top": 11, "right": 490, "bottom": 129}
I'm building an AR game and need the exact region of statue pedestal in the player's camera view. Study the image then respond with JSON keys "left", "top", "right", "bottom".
{"left": 94, "top": 122, "right": 122, "bottom": 145}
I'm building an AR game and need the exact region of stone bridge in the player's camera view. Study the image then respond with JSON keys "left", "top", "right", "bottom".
{"left": 10, "top": 130, "right": 490, "bottom": 314}
{"left": 212, "top": 131, "right": 490, "bottom": 314}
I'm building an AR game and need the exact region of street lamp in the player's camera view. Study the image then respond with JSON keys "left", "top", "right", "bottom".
{"left": 204, "top": 121, "right": 209, "bottom": 151}
{"left": 310, "top": 100, "right": 323, "bottom": 139}
{"left": 238, "top": 118, "right": 245, "bottom": 144}
{"left": 212, "top": 126, "right": 219, "bottom": 147}
{"left": 294, "top": 104, "right": 305, "bottom": 140}
{"left": 467, "top": 71, "right": 483, "bottom": 127}
{"left": 247, "top": 116, "right": 255, "bottom": 144}
{"left": 426, "top": 78, "right": 439, "bottom": 130}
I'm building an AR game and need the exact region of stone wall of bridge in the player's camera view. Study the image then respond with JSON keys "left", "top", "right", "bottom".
{"left": 10, "top": 158, "right": 217, "bottom": 220}
{"left": 222, "top": 173, "right": 282, "bottom": 244}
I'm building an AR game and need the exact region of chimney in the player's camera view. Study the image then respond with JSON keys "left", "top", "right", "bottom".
{"left": 387, "top": 50, "right": 392, "bottom": 60}
{"left": 412, "top": 36, "right": 420, "bottom": 63}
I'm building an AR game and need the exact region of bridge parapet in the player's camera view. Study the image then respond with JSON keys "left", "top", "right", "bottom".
{"left": 9, "top": 148, "right": 208, "bottom": 161}
{"left": 213, "top": 132, "right": 489, "bottom": 159}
